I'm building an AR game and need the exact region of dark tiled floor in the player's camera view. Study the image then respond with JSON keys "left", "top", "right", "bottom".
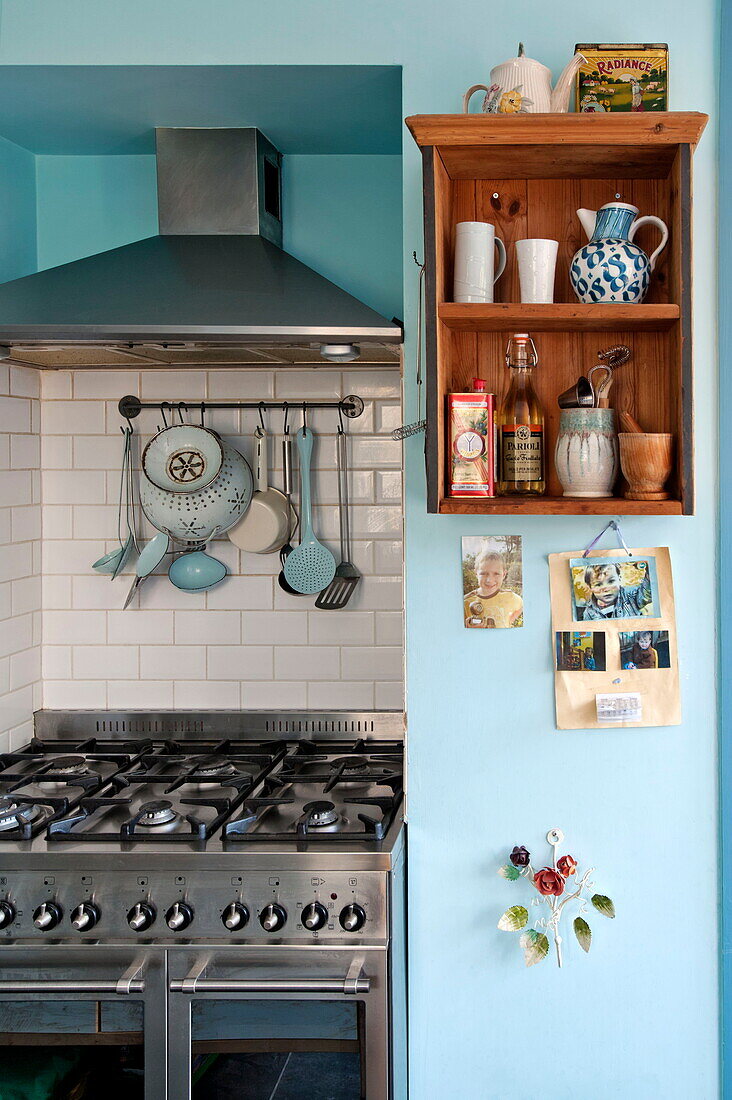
{"left": 193, "top": 1052, "right": 361, "bottom": 1099}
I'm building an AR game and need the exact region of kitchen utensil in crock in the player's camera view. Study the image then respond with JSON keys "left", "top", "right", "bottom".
{"left": 283, "top": 427, "right": 336, "bottom": 595}
{"left": 139, "top": 441, "right": 253, "bottom": 541}
{"left": 588, "top": 364, "right": 613, "bottom": 408}
{"left": 227, "top": 424, "right": 291, "bottom": 554}
{"left": 593, "top": 344, "right": 632, "bottom": 408}
{"left": 315, "top": 426, "right": 361, "bottom": 610}
{"left": 142, "top": 420, "right": 224, "bottom": 494}
{"left": 557, "top": 376, "right": 594, "bottom": 409}
{"left": 278, "top": 427, "right": 304, "bottom": 596}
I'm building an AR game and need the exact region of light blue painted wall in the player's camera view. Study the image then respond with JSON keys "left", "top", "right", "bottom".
{"left": 0, "top": 2, "right": 719, "bottom": 1096}
{"left": 0, "top": 134, "right": 36, "bottom": 282}
{"left": 34, "top": 154, "right": 158, "bottom": 270}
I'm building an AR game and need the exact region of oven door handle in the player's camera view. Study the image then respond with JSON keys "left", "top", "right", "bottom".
{"left": 0, "top": 957, "right": 146, "bottom": 996}
{"left": 170, "top": 954, "right": 370, "bottom": 996}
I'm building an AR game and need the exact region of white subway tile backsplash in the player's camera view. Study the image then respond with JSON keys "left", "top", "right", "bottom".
{"left": 242, "top": 611, "right": 308, "bottom": 645}
{"left": 0, "top": 509, "right": 9, "bottom": 545}
{"left": 308, "top": 611, "right": 374, "bottom": 646}
{"left": 0, "top": 435, "right": 10, "bottom": 471}
{"left": 341, "top": 647, "right": 402, "bottom": 681}
{"left": 2, "top": 471, "right": 33, "bottom": 507}
{"left": 139, "top": 646, "right": 206, "bottom": 681}
{"left": 0, "top": 684, "right": 35, "bottom": 734}
{"left": 0, "top": 397, "right": 31, "bottom": 434}
{"left": 74, "top": 645, "right": 138, "bottom": 680}
{"left": 174, "top": 680, "right": 240, "bottom": 708}
{"left": 307, "top": 681, "right": 375, "bottom": 708}
{"left": 0, "top": 614, "right": 33, "bottom": 658}
{"left": 45, "top": 610, "right": 106, "bottom": 645}
{"left": 10, "top": 434, "right": 40, "bottom": 469}
{"left": 207, "top": 645, "right": 273, "bottom": 681}
{"left": 11, "top": 575, "right": 42, "bottom": 616}
{"left": 274, "top": 646, "right": 340, "bottom": 681}
{"left": 41, "top": 371, "right": 72, "bottom": 400}
{"left": 0, "top": 543, "right": 33, "bottom": 584}
{"left": 174, "top": 611, "right": 240, "bottom": 645}
{"left": 11, "top": 505, "right": 41, "bottom": 543}
{"left": 43, "top": 679, "right": 107, "bottom": 709}
{"left": 43, "top": 470, "right": 106, "bottom": 505}
{"left": 22, "top": 366, "right": 403, "bottom": 714}
{"left": 107, "top": 680, "right": 173, "bottom": 709}
{"left": 375, "top": 681, "right": 405, "bottom": 709}
{"left": 0, "top": 657, "right": 8, "bottom": 696}
{"left": 43, "top": 400, "right": 106, "bottom": 435}
{"left": 108, "top": 610, "right": 173, "bottom": 645}
{"left": 10, "top": 366, "right": 40, "bottom": 399}
{"left": 241, "top": 681, "right": 307, "bottom": 709}
{"left": 0, "top": 582, "right": 10, "bottom": 621}
{"left": 10, "top": 646, "right": 41, "bottom": 690}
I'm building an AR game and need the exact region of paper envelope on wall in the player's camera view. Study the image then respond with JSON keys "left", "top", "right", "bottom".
{"left": 549, "top": 546, "right": 681, "bottom": 730}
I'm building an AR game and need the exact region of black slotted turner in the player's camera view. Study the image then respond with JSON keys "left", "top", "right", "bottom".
{"left": 315, "top": 426, "right": 360, "bottom": 609}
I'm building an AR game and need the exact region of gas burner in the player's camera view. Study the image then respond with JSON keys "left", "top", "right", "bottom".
{"left": 0, "top": 796, "right": 39, "bottom": 833}
{"left": 186, "top": 755, "right": 241, "bottom": 779}
{"left": 51, "top": 755, "right": 91, "bottom": 776}
{"left": 331, "top": 757, "right": 369, "bottom": 775}
{"left": 302, "top": 800, "right": 339, "bottom": 828}
{"left": 137, "top": 800, "right": 179, "bottom": 828}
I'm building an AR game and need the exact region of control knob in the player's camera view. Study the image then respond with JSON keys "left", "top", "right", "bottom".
{"left": 165, "top": 901, "right": 194, "bottom": 932}
{"left": 33, "top": 901, "right": 63, "bottom": 931}
{"left": 127, "top": 902, "right": 156, "bottom": 932}
{"left": 0, "top": 900, "right": 16, "bottom": 929}
{"left": 301, "top": 902, "right": 328, "bottom": 931}
{"left": 339, "top": 903, "right": 366, "bottom": 932}
{"left": 259, "top": 903, "right": 287, "bottom": 933}
{"left": 222, "top": 902, "right": 249, "bottom": 931}
{"left": 70, "top": 902, "right": 100, "bottom": 932}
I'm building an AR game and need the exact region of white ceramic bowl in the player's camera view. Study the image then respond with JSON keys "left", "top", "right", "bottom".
{"left": 142, "top": 424, "right": 224, "bottom": 493}
{"left": 140, "top": 441, "right": 253, "bottom": 541}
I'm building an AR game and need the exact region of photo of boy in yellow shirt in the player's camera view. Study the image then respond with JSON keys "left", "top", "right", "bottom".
{"left": 462, "top": 539, "right": 523, "bottom": 629}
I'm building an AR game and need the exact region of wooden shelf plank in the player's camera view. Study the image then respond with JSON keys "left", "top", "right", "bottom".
{"left": 439, "top": 496, "right": 684, "bottom": 516}
{"left": 406, "top": 113, "right": 709, "bottom": 149}
{"left": 438, "top": 303, "right": 680, "bottom": 333}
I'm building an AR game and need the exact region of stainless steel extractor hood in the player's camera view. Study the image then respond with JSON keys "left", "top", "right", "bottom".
{"left": 0, "top": 128, "right": 402, "bottom": 368}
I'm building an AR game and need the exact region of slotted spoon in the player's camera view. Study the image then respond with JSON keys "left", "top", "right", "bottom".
{"left": 283, "top": 427, "right": 336, "bottom": 595}
{"left": 315, "top": 426, "right": 361, "bottom": 609}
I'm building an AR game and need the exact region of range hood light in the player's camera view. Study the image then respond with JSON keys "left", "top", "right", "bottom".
{"left": 319, "top": 343, "right": 361, "bottom": 364}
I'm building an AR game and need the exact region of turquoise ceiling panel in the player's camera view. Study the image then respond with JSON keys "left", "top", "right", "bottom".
{"left": 0, "top": 65, "right": 402, "bottom": 155}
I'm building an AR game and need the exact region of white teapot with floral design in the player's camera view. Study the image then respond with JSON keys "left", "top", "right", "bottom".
{"left": 463, "top": 43, "right": 586, "bottom": 115}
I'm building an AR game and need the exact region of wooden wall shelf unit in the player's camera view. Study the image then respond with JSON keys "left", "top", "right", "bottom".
{"left": 406, "top": 112, "right": 708, "bottom": 516}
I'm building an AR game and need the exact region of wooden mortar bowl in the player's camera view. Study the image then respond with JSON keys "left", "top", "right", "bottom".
{"left": 618, "top": 433, "right": 674, "bottom": 500}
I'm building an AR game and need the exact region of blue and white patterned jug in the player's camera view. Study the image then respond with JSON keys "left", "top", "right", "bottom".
{"left": 570, "top": 202, "right": 669, "bottom": 304}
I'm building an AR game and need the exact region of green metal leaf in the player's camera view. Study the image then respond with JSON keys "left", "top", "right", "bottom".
{"left": 498, "top": 864, "right": 520, "bottom": 881}
{"left": 574, "top": 917, "right": 592, "bottom": 952}
{"left": 591, "top": 894, "right": 616, "bottom": 919}
{"left": 497, "top": 905, "right": 528, "bottom": 931}
{"left": 520, "top": 929, "right": 549, "bottom": 967}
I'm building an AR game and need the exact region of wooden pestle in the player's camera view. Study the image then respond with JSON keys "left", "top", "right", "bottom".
{"left": 618, "top": 410, "right": 644, "bottom": 433}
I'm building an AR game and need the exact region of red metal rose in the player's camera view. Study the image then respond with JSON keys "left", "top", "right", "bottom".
{"left": 557, "top": 855, "right": 578, "bottom": 878}
{"left": 533, "top": 867, "right": 565, "bottom": 896}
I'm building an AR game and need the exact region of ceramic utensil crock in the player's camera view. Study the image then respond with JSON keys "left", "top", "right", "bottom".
{"left": 554, "top": 408, "right": 619, "bottom": 498}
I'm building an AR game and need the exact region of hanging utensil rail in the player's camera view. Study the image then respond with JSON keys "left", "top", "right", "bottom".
{"left": 118, "top": 394, "right": 365, "bottom": 421}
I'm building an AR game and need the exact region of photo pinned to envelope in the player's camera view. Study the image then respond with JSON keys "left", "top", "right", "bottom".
{"left": 549, "top": 525, "right": 680, "bottom": 729}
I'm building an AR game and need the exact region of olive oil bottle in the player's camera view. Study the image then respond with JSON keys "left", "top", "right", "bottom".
{"left": 497, "top": 333, "right": 545, "bottom": 495}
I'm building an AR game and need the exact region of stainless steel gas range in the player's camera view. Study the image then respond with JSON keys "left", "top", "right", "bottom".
{"left": 0, "top": 710, "right": 406, "bottom": 1100}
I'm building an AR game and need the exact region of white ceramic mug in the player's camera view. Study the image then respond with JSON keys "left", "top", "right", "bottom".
{"left": 453, "top": 222, "right": 506, "bottom": 303}
{"left": 515, "top": 238, "right": 559, "bottom": 304}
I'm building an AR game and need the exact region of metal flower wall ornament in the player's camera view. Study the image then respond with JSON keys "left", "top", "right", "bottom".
{"left": 498, "top": 828, "right": 615, "bottom": 968}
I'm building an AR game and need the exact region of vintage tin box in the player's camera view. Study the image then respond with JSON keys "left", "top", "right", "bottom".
{"left": 575, "top": 43, "right": 668, "bottom": 113}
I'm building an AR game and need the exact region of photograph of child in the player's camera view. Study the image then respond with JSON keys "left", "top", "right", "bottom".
{"left": 555, "top": 631, "right": 606, "bottom": 672}
{"left": 462, "top": 536, "right": 523, "bottom": 628}
{"left": 619, "top": 629, "right": 671, "bottom": 669}
{"left": 569, "top": 557, "right": 659, "bottom": 621}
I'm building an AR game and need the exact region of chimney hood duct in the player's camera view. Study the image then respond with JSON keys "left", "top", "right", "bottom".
{"left": 0, "top": 128, "right": 402, "bottom": 365}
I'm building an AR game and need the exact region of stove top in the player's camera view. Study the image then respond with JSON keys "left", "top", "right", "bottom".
{"left": 1, "top": 727, "right": 403, "bottom": 852}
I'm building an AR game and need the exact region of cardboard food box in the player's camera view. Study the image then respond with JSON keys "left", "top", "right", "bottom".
{"left": 575, "top": 43, "right": 668, "bottom": 113}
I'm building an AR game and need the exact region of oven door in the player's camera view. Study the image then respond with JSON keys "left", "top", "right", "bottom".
{"left": 0, "top": 946, "right": 166, "bottom": 1100}
{"left": 167, "top": 946, "right": 389, "bottom": 1100}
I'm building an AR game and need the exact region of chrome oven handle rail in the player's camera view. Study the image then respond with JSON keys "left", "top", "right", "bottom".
{"left": 0, "top": 957, "right": 146, "bottom": 997}
{"left": 170, "top": 954, "right": 370, "bottom": 996}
